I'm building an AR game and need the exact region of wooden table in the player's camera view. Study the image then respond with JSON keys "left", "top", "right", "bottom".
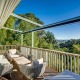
{"left": 12, "top": 57, "right": 31, "bottom": 80}
{"left": 12, "top": 57, "right": 31, "bottom": 71}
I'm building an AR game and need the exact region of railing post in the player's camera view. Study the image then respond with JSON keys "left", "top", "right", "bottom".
{"left": 50, "top": 51, "right": 52, "bottom": 68}
{"left": 74, "top": 56, "right": 76, "bottom": 73}
{"left": 48, "top": 51, "right": 49, "bottom": 67}
{"left": 52, "top": 52, "right": 54, "bottom": 68}
{"left": 70, "top": 55, "right": 72, "bottom": 72}
{"left": 67, "top": 55, "right": 69, "bottom": 70}
{"left": 57, "top": 53, "right": 58, "bottom": 72}
{"left": 5, "top": 45, "right": 6, "bottom": 50}
{"left": 78, "top": 56, "right": 79, "bottom": 74}
{"left": 64, "top": 54, "right": 66, "bottom": 70}
{"left": 54, "top": 53, "right": 56, "bottom": 70}
{"left": 62, "top": 54, "right": 63, "bottom": 71}
{"left": 59, "top": 53, "right": 60, "bottom": 72}
{"left": 30, "top": 47, "right": 32, "bottom": 55}
{"left": 46, "top": 51, "right": 48, "bottom": 62}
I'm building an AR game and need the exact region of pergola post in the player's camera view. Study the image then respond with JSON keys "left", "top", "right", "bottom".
{"left": 21, "top": 34, "right": 23, "bottom": 45}
{"left": 32, "top": 32, "right": 34, "bottom": 47}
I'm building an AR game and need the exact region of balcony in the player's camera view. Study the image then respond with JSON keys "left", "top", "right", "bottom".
{"left": 0, "top": 45, "right": 80, "bottom": 80}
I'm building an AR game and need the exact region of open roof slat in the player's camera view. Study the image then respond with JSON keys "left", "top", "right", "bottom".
{"left": 2, "top": 27, "right": 22, "bottom": 33}
{"left": 11, "top": 13, "right": 43, "bottom": 27}
{"left": 0, "top": 0, "right": 5, "bottom": 17}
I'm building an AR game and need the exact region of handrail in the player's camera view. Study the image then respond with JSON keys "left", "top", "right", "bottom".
{"left": 21, "top": 46, "right": 80, "bottom": 57}
{"left": 21, "top": 46, "right": 80, "bottom": 74}
{"left": 0, "top": 45, "right": 21, "bottom": 51}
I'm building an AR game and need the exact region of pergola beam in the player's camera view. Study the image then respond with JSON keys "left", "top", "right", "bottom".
{"left": 2, "top": 27, "right": 22, "bottom": 33}
{"left": 22, "top": 16, "right": 80, "bottom": 34}
{"left": 11, "top": 13, "right": 43, "bottom": 27}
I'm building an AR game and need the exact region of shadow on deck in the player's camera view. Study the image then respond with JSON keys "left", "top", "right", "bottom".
{"left": 3, "top": 67, "right": 58, "bottom": 80}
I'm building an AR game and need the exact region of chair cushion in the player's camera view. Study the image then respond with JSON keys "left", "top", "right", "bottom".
{"left": 10, "top": 55, "right": 19, "bottom": 58}
{"left": 27, "top": 63, "right": 31, "bottom": 66}
{"left": 8, "top": 49, "right": 16, "bottom": 55}
{"left": 0, "top": 55, "right": 4, "bottom": 60}
{"left": 37, "top": 58, "right": 43, "bottom": 64}
{"left": 0, "top": 59, "right": 10, "bottom": 64}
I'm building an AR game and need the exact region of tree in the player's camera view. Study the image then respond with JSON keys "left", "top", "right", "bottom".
{"left": 44, "top": 31, "right": 58, "bottom": 49}
{"left": 0, "top": 12, "right": 58, "bottom": 51}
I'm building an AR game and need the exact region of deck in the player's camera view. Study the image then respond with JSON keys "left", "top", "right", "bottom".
{"left": 1, "top": 45, "right": 80, "bottom": 79}
{"left": 3, "top": 68, "right": 58, "bottom": 80}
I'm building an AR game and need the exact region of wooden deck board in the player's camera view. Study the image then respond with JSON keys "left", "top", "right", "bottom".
{"left": 43, "top": 68, "right": 58, "bottom": 77}
{"left": 10, "top": 67, "right": 58, "bottom": 80}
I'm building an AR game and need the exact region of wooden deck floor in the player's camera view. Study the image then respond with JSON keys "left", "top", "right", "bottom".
{"left": 3, "top": 67, "right": 58, "bottom": 80}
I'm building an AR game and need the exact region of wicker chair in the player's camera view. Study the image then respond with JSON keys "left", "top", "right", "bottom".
{"left": 0, "top": 59, "right": 13, "bottom": 76}
{"left": 19, "top": 60, "right": 47, "bottom": 80}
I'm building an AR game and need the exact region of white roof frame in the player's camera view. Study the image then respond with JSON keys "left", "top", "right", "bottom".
{"left": 11, "top": 13, "right": 43, "bottom": 27}
{"left": 0, "top": 0, "right": 43, "bottom": 33}
{"left": 2, "top": 27, "right": 22, "bottom": 33}
{"left": 0, "top": 0, "right": 21, "bottom": 28}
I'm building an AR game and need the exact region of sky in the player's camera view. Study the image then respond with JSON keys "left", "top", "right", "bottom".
{"left": 14, "top": 0, "right": 80, "bottom": 40}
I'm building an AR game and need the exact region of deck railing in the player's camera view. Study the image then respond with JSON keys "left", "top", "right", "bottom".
{"left": 0, "top": 45, "right": 80, "bottom": 74}
{"left": 0, "top": 45, "right": 20, "bottom": 51}
{"left": 21, "top": 46, "right": 80, "bottom": 74}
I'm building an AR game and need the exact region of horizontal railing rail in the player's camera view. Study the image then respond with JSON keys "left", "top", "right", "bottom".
{"left": 21, "top": 46, "right": 80, "bottom": 74}
{"left": 0, "top": 45, "right": 20, "bottom": 51}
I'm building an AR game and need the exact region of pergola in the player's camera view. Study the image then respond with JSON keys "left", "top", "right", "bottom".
{"left": 0, "top": 0, "right": 80, "bottom": 47}
{"left": 0, "top": 0, "right": 43, "bottom": 47}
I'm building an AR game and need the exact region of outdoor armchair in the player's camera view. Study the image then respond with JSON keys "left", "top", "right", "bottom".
{"left": 6, "top": 49, "right": 20, "bottom": 62}
{"left": 0, "top": 58, "right": 13, "bottom": 76}
{"left": 19, "top": 58, "right": 47, "bottom": 79}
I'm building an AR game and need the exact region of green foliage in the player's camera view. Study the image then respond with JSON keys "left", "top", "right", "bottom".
{"left": 44, "top": 31, "right": 58, "bottom": 49}
{"left": 0, "top": 12, "right": 80, "bottom": 54}
{"left": 0, "top": 12, "right": 58, "bottom": 50}
{"left": 0, "top": 12, "right": 80, "bottom": 55}
{"left": 73, "top": 44, "right": 80, "bottom": 54}
{"left": 59, "top": 39, "right": 80, "bottom": 54}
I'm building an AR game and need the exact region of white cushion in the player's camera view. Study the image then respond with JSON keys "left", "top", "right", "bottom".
{"left": 27, "top": 58, "right": 43, "bottom": 67}
{"left": 10, "top": 55, "right": 19, "bottom": 58}
{"left": 37, "top": 58, "right": 43, "bottom": 64}
{"left": 0, "top": 59, "right": 10, "bottom": 64}
{"left": 0, "top": 55, "right": 4, "bottom": 60}
{"left": 9, "top": 49, "right": 16, "bottom": 55}
{"left": 27, "top": 64, "right": 31, "bottom": 66}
